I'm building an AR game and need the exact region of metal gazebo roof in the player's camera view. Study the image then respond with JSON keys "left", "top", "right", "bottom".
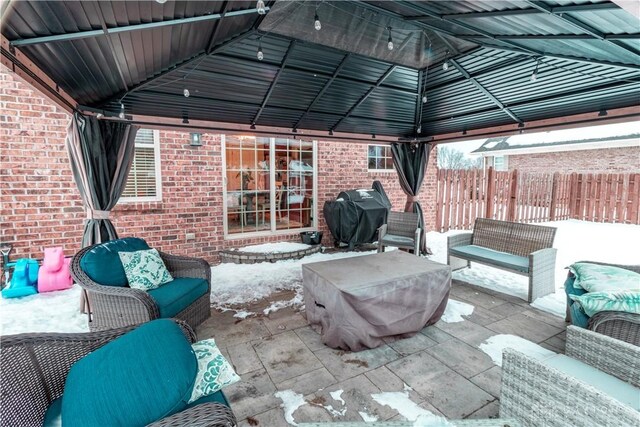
{"left": 1, "top": 0, "right": 639, "bottom": 143}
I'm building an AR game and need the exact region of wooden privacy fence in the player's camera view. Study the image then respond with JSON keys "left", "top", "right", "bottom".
{"left": 435, "top": 168, "right": 640, "bottom": 232}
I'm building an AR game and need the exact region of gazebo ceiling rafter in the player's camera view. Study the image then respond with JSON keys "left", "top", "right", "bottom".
{"left": 252, "top": 40, "right": 297, "bottom": 126}
{"left": 292, "top": 53, "right": 352, "bottom": 131}
{"left": 330, "top": 65, "right": 398, "bottom": 132}
{"left": 8, "top": 6, "right": 269, "bottom": 47}
{"left": 525, "top": 0, "right": 640, "bottom": 59}
{"left": 448, "top": 58, "right": 523, "bottom": 124}
{"left": 481, "top": 34, "right": 640, "bottom": 41}
{"left": 418, "top": 2, "right": 621, "bottom": 20}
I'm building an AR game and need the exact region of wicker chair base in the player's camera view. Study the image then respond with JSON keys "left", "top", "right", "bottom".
{"left": 175, "top": 293, "right": 211, "bottom": 333}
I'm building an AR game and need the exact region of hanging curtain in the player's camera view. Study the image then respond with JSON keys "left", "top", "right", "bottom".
{"left": 391, "top": 142, "right": 433, "bottom": 255}
{"left": 66, "top": 112, "right": 138, "bottom": 247}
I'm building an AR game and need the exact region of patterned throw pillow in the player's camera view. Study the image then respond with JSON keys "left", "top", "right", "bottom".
{"left": 570, "top": 263, "right": 640, "bottom": 293}
{"left": 188, "top": 339, "right": 240, "bottom": 403}
{"left": 118, "top": 249, "right": 173, "bottom": 291}
{"left": 570, "top": 291, "right": 640, "bottom": 317}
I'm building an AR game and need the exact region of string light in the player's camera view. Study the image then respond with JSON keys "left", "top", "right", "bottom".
{"left": 442, "top": 50, "right": 450, "bottom": 71}
{"left": 417, "top": 125, "right": 422, "bottom": 134}
{"left": 183, "top": 88, "right": 190, "bottom": 97}
{"left": 256, "top": 0, "right": 266, "bottom": 15}
{"left": 530, "top": 59, "right": 540, "bottom": 82}
{"left": 314, "top": 11, "right": 321, "bottom": 31}
{"left": 96, "top": 113, "right": 104, "bottom": 119}
{"left": 257, "top": 38, "right": 264, "bottom": 61}
{"left": 155, "top": 0, "right": 167, "bottom": 4}
{"left": 422, "top": 94, "right": 427, "bottom": 104}
{"left": 387, "top": 27, "right": 394, "bottom": 51}
{"left": 118, "top": 103, "right": 125, "bottom": 119}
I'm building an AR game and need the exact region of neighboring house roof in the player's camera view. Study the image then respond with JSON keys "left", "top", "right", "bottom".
{"left": 471, "top": 121, "right": 640, "bottom": 156}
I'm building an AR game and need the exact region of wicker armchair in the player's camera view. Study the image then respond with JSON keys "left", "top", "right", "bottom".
{"left": 0, "top": 321, "right": 236, "bottom": 427}
{"left": 377, "top": 211, "right": 421, "bottom": 255}
{"left": 500, "top": 326, "right": 639, "bottom": 427}
{"left": 71, "top": 243, "right": 211, "bottom": 332}
{"left": 565, "top": 260, "right": 640, "bottom": 346}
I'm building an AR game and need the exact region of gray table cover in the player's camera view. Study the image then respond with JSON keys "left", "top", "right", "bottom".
{"left": 303, "top": 251, "right": 451, "bottom": 351}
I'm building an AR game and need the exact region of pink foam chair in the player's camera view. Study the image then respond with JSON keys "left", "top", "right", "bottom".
{"left": 37, "top": 247, "right": 73, "bottom": 293}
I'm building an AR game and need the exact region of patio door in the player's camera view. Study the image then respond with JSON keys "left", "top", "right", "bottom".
{"left": 222, "top": 135, "right": 317, "bottom": 238}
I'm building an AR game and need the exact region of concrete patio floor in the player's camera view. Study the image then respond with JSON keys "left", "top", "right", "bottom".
{"left": 196, "top": 280, "right": 568, "bottom": 426}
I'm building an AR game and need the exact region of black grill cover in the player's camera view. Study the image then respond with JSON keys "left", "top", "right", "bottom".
{"left": 323, "top": 186, "right": 390, "bottom": 249}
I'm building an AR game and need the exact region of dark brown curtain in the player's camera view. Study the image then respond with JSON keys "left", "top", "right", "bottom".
{"left": 66, "top": 112, "right": 138, "bottom": 247}
{"left": 391, "top": 142, "right": 433, "bottom": 255}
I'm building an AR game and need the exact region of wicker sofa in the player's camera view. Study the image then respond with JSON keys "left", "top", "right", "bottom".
{"left": 71, "top": 237, "right": 211, "bottom": 332}
{"left": 448, "top": 218, "right": 557, "bottom": 302}
{"left": 500, "top": 326, "right": 639, "bottom": 427}
{"left": 565, "top": 260, "right": 640, "bottom": 346}
{"left": 0, "top": 320, "right": 236, "bottom": 427}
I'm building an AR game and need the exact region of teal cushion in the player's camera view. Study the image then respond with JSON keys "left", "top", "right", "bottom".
{"left": 542, "top": 354, "right": 640, "bottom": 410}
{"left": 80, "top": 237, "right": 150, "bottom": 286}
{"left": 569, "top": 262, "right": 640, "bottom": 293}
{"left": 43, "top": 398, "right": 62, "bottom": 427}
{"left": 61, "top": 319, "right": 197, "bottom": 426}
{"left": 449, "top": 245, "right": 529, "bottom": 273}
{"left": 148, "top": 278, "right": 209, "bottom": 318}
{"left": 570, "top": 291, "right": 640, "bottom": 317}
{"left": 185, "top": 390, "right": 230, "bottom": 410}
{"left": 381, "top": 234, "right": 415, "bottom": 247}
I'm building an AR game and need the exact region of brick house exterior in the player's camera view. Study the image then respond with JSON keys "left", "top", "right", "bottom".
{"left": 0, "top": 66, "right": 437, "bottom": 263}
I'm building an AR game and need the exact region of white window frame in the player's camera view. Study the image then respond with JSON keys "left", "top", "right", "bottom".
{"left": 222, "top": 135, "right": 318, "bottom": 239}
{"left": 119, "top": 129, "right": 162, "bottom": 203}
{"left": 493, "top": 155, "right": 508, "bottom": 171}
{"left": 367, "top": 144, "right": 395, "bottom": 172}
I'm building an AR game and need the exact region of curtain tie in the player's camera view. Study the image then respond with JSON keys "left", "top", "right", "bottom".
{"left": 407, "top": 195, "right": 419, "bottom": 202}
{"left": 86, "top": 210, "right": 110, "bottom": 220}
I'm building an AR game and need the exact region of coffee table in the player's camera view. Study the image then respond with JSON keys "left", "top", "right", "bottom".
{"left": 302, "top": 250, "right": 451, "bottom": 351}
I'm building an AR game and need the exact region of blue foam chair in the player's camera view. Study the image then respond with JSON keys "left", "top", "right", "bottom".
{"left": 1, "top": 258, "right": 39, "bottom": 299}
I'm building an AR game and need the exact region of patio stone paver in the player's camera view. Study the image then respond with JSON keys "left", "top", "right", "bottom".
{"left": 425, "top": 339, "right": 495, "bottom": 379}
{"left": 253, "top": 330, "right": 323, "bottom": 384}
{"left": 387, "top": 351, "right": 494, "bottom": 419}
{"left": 486, "top": 313, "right": 564, "bottom": 343}
{"left": 275, "top": 367, "right": 337, "bottom": 396}
{"left": 200, "top": 279, "right": 569, "bottom": 425}
{"left": 313, "top": 344, "right": 400, "bottom": 382}
{"left": 470, "top": 366, "right": 502, "bottom": 398}
{"left": 226, "top": 341, "right": 262, "bottom": 375}
{"left": 383, "top": 332, "right": 437, "bottom": 356}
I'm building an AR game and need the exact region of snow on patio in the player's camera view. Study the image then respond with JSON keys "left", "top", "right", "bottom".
{"left": 1, "top": 220, "right": 637, "bottom": 336}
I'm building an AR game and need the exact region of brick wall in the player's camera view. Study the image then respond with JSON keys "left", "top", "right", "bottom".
{"left": 0, "top": 66, "right": 437, "bottom": 263}
{"left": 506, "top": 146, "right": 640, "bottom": 174}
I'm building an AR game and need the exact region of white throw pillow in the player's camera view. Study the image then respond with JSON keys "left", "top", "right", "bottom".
{"left": 188, "top": 338, "right": 241, "bottom": 403}
{"left": 118, "top": 249, "right": 173, "bottom": 291}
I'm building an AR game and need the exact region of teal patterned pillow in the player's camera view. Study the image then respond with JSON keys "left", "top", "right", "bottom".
{"left": 570, "top": 291, "right": 640, "bottom": 317}
{"left": 188, "top": 339, "right": 240, "bottom": 403}
{"left": 118, "top": 249, "right": 173, "bottom": 291}
{"left": 570, "top": 263, "right": 640, "bottom": 293}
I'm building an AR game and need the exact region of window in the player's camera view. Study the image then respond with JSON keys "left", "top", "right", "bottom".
{"left": 120, "top": 129, "right": 162, "bottom": 202}
{"left": 367, "top": 145, "right": 394, "bottom": 171}
{"left": 223, "top": 135, "right": 317, "bottom": 237}
{"left": 493, "top": 155, "right": 508, "bottom": 171}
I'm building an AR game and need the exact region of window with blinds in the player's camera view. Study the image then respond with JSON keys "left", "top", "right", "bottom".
{"left": 120, "top": 129, "right": 161, "bottom": 202}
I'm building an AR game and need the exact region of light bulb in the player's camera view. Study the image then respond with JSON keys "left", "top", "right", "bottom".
{"left": 417, "top": 126, "right": 422, "bottom": 134}
{"left": 96, "top": 113, "right": 104, "bottom": 119}
{"left": 442, "top": 61, "right": 449, "bottom": 71}
{"left": 387, "top": 40, "right": 394, "bottom": 51}
{"left": 183, "top": 88, "right": 190, "bottom": 97}
{"left": 314, "top": 13, "right": 321, "bottom": 30}
{"left": 256, "top": 0, "right": 266, "bottom": 15}
{"left": 422, "top": 94, "right": 427, "bottom": 104}
{"left": 530, "top": 71, "right": 537, "bottom": 82}
{"left": 118, "top": 103, "right": 125, "bottom": 119}
{"left": 155, "top": 0, "right": 167, "bottom": 3}
{"left": 257, "top": 47, "right": 264, "bottom": 61}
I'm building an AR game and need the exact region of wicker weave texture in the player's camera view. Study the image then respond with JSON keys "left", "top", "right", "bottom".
{"left": 71, "top": 244, "right": 212, "bottom": 332}
{"left": 566, "top": 261, "right": 640, "bottom": 346}
{"left": 0, "top": 321, "right": 202, "bottom": 427}
{"left": 500, "top": 326, "right": 640, "bottom": 427}
{"left": 378, "top": 211, "right": 421, "bottom": 254}
{"left": 472, "top": 218, "right": 557, "bottom": 258}
{"left": 147, "top": 403, "right": 237, "bottom": 427}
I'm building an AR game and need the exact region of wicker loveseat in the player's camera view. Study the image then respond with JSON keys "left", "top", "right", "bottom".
{"left": 71, "top": 237, "right": 211, "bottom": 331}
{"left": 500, "top": 326, "right": 639, "bottom": 427}
{"left": 448, "top": 218, "right": 557, "bottom": 302}
{"left": 565, "top": 260, "right": 640, "bottom": 346}
{"left": 0, "top": 320, "right": 236, "bottom": 427}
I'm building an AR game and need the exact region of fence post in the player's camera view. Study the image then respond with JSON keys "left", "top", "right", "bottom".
{"left": 485, "top": 167, "right": 495, "bottom": 219}
{"left": 568, "top": 172, "right": 579, "bottom": 219}
{"left": 507, "top": 169, "right": 518, "bottom": 222}
{"left": 549, "top": 172, "right": 560, "bottom": 221}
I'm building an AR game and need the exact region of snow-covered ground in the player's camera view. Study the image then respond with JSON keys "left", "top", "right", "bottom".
{"left": 1, "top": 220, "right": 637, "bottom": 335}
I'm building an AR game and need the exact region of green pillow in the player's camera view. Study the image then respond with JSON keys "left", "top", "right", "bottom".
{"left": 570, "top": 291, "right": 640, "bottom": 317}
{"left": 61, "top": 319, "right": 197, "bottom": 426}
{"left": 188, "top": 339, "right": 241, "bottom": 404}
{"left": 119, "top": 248, "right": 173, "bottom": 291}
{"left": 569, "top": 263, "right": 640, "bottom": 293}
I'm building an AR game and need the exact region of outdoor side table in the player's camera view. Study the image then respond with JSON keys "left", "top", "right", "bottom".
{"left": 302, "top": 250, "right": 451, "bottom": 351}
